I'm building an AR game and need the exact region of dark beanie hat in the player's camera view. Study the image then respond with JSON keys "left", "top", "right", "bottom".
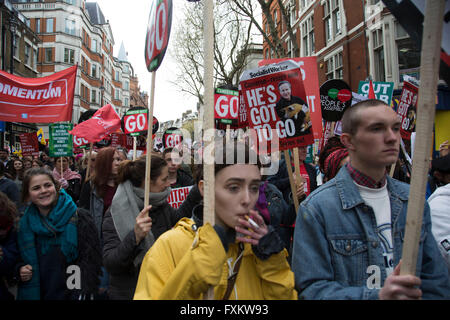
{"left": 432, "top": 154, "right": 450, "bottom": 174}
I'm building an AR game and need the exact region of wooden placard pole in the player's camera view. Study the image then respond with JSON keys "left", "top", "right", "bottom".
{"left": 400, "top": 0, "right": 444, "bottom": 276}
{"left": 202, "top": 0, "right": 215, "bottom": 300}
{"left": 284, "top": 149, "right": 299, "bottom": 213}
{"left": 85, "top": 142, "right": 93, "bottom": 183}
{"left": 144, "top": 71, "right": 156, "bottom": 208}
{"left": 133, "top": 136, "right": 137, "bottom": 160}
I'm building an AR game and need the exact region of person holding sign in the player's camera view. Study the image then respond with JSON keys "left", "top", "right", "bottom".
{"left": 292, "top": 99, "right": 450, "bottom": 299}
{"left": 103, "top": 156, "right": 198, "bottom": 299}
{"left": 134, "top": 141, "right": 296, "bottom": 300}
{"left": 52, "top": 157, "right": 82, "bottom": 203}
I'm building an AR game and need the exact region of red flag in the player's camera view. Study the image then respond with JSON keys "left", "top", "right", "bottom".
{"left": 0, "top": 65, "right": 77, "bottom": 123}
{"left": 368, "top": 80, "right": 376, "bottom": 99}
{"left": 69, "top": 104, "right": 121, "bottom": 143}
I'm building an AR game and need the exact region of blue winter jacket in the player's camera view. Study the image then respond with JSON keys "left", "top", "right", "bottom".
{"left": 292, "top": 166, "right": 450, "bottom": 300}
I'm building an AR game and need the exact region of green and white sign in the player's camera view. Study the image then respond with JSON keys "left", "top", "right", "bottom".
{"left": 358, "top": 81, "right": 394, "bottom": 105}
{"left": 49, "top": 123, "right": 73, "bottom": 157}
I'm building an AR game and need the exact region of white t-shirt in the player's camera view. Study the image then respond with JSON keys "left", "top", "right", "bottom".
{"left": 355, "top": 182, "right": 394, "bottom": 276}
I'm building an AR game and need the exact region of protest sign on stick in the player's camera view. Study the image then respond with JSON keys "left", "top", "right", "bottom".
{"left": 143, "top": 0, "right": 172, "bottom": 208}
{"left": 49, "top": 123, "right": 73, "bottom": 158}
{"left": 400, "top": 0, "right": 445, "bottom": 276}
{"left": 19, "top": 132, "right": 40, "bottom": 157}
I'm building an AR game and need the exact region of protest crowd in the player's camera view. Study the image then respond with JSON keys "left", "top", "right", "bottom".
{"left": 0, "top": 0, "right": 449, "bottom": 301}
{"left": 1, "top": 96, "right": 450, "bottom": 301}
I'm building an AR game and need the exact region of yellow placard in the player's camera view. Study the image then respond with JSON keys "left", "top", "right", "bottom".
{"left": 435, "top": 110, "right": 450, "bottom": 151}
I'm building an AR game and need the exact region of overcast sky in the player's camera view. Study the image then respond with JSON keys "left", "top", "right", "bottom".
{"left": 94, "top": 0, "right": 198, "bottom": 123}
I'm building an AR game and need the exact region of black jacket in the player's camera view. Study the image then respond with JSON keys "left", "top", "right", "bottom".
{"left": 0, "top": 229, "right": 20, "bottom": 300}
{"left": 101, "top": 185, "right": 201, "bottom": 300}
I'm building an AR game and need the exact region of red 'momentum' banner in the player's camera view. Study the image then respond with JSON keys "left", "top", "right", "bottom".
{"left": 0, "top": 65, "right": 77, "bottom": 123}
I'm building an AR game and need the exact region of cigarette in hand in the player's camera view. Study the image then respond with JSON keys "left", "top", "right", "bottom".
{"left": 245, "top": 215, "right": 259, "bottom": 229}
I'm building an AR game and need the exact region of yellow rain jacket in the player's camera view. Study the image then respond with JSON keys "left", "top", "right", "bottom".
{"left": 133, "top": 218, "right": 297, "bottom": 300}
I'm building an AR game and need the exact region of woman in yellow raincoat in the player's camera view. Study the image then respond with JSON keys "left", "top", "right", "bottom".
{"left": 134, "top": 141, "right": 297, "bottom": 300}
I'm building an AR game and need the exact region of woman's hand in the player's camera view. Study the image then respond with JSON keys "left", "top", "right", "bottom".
{"left": 20, "top": 264, "right": 33, "bottom": 282}
{"left": 235, "top": 209, "right": 268, "bottom": 246}
{"left": 134, "top": 205, "right": 152, "bottom": 245}
{"left": 58, "top": 178, "right": 68, "bottom": 189}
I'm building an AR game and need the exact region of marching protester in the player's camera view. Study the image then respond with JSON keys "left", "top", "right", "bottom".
{"left": 15, "top": 168, "right": 102, "bottom": 300}
{"left": 79, "top": 150, "right": 97, "bottom": 189}
{"left": 133, "top": 141, "right": 296, "bottom": 300}
{"left": 77, "top": 146, "right": 122, "bottom": 299}
{"left": 268, "top": 145, "right": 318, "bottom": 253}
{"left": 427, "top": 154, "right": 450, "bottom": 275}
{"left": 292, "top": 99, "right": 450, "bottom": 299}
{"left": 0, "top": 162, "right": 20, "bottom": 208}
{"left": 0, "top": 149, "right": 9, "bottom": 167}
{"left": 426, "top": 153, "right": 450, "bottom": 199}
{"left": 318, "top": 136, "right": 349, "bottom": 184}
{"left": 0, "top": 191, "right": 20, "bottom": 300}
{"left": 102, "top": 156, "right": 198, "bottom": 299}
{"left": 163, "top": 147, "right": 194, "bottom": 188}
{"left": 53, "top": 157, "right": 82, "bottom": 203}
{"left": 31, "top": 159, "right": 44, "bottom": 169}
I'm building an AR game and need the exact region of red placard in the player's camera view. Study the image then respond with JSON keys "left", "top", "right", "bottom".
{"left": 0, "top": 66, "right": 77, "bottom": 123}
{"left": 167, "top": 186, "right": 193, "bottom": 208}
{"left": 145, "top": 0, "right": 173, "bottom": 72}
{"left": 258, "top": 57, "right": 323, "bottom": 142}
{"left": 397, "top": 81, "right": 419, "bottom": 140}
{"left": 240, "top": 60, "right": 315, "bottom": 153}
{"left": 19, "top": 132, "right": 40, "bottom": 157}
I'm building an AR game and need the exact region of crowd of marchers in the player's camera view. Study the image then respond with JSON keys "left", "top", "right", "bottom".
{"left": 1, "top": 99, "right": 450, "bottom": 300}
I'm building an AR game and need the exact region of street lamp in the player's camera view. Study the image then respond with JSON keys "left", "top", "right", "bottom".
{"left": 9, "top": 15, "right": 18, "bottom": 75}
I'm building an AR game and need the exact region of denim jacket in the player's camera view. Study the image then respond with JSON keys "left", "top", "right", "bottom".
{"left": 292, "top": 166, "right": 450, "bottom": 300}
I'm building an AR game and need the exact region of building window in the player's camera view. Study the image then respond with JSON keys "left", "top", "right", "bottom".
{"left": 13, "top": 35, "right": 19, "bottom": 59}
{"left": 373, "top": 28, "right": 385, "bottom": 81}
{"left": 301, "top": 15, "right": 314, "bottom": 57}
{"left": 25, "top": 44, "right": 31, "bottom": 66}
{"left": 92, "top": 64, "right": 98, "bottom": 78}
{"left": 395, "top": 21, "right": 420, "bottom": 78}
{"left": 115, "top": 70, "right": 120, "bottom": 81}
{"left": 65, "top": 19, "right": 76, "bottom": 36}
{"left": 35, "top": 18, "right": 40, "bottom": 33}
{"left": 91, "top": 39, "right": 98, "bottom": 53}
{"left": 323, "top": 0, "right": 341, "bottom": 42}
{"left": 325, "top": 50, "right": 343, "bottom": 80}
{"left": 123, "top": 81, "right": 129, "bottom": 91}
{"left": 33, "top": 48, "right": 38, "bottom": 67}
{"left": 46, "top": 18, "right": 54, "bottom": 33}
{"left": 115, "top": 89, "right": 120, "bottom": 100}
{"left": 64, "top": 48, "right": 75, "bottom": 64}
{"left": 124, "top": 97, "right": 129, "bottom": 107}
{"left": 289, "top": 0, "right": 296, "bottom": 26}
{"left": 44, "top": 48, "right": 53, "bottom": 63}
{"left": 91, "top": 89, "right": 97, "bottom": 103}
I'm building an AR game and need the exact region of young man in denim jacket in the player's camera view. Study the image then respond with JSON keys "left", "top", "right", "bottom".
{"left": 292, "top": 99, "right": 450, "bottom": 299}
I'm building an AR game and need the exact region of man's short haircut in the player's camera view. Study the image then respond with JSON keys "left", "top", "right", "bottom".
{"left": 278, "top": 80, "right": 291, "bottom": 89}
{"left": 341, "top": 99, "right": 391, "bottom": 135}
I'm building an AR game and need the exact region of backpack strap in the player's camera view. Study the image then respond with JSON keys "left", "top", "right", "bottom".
{"left": 222, "top": 243, "right": 244, "bottom": 300}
